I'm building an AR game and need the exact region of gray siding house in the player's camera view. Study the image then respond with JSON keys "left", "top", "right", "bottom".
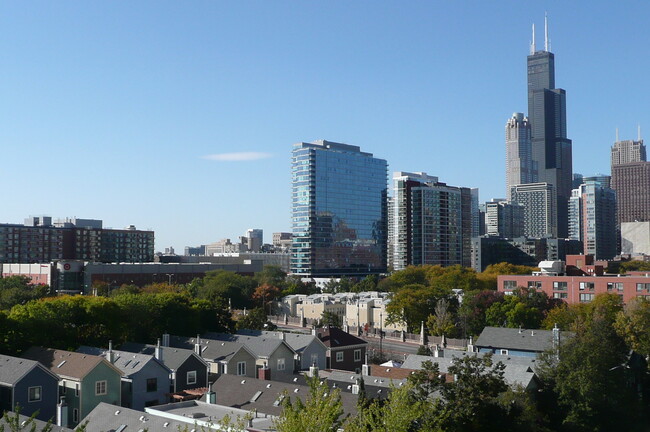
{"left": 0, "top": 354, "right": 60, "bottom": 422}
{"left": 168, "top": 335, "right": 257, "bottom": 378}
{"left": 238, "top": 330, "right": 328, "bottom": 370}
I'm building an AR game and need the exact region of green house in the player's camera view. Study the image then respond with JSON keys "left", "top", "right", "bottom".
{"left": 22, "top": 347, "right": 122, "bottom": 428}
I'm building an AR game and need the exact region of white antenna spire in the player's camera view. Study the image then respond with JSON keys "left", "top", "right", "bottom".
{"left": 616, "top": 127, "right": 619, "bottom": 142}
{"left": 531, "top": 23, "right": 536, "bottom": 54}
{"left": 638, "top": 124, "right": 642, "bottom": 141}
{"left": 544, "top": 12, "right": 550, "bottom": 52}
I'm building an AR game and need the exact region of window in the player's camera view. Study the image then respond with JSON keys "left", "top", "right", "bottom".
{"left": 503, "top": 280, "right": 517, "bottom": 290}
{"left": 237, "top": 361, "right": 246, "bottom": 376}
{"left": 95, "top": 380, "right": 107, "bottom": 396}
{"left": 336, "top": 351, "right": 344, "bottom": 362}
{"left": 354, "top": 349, "right": 361, "bottom": 362}
{"left": 310, "top": 353, "right": 319, "bottom": 366}
{"left": 553, "top": 292, "right": 568, "bottom": 299}
{"left": 607, "top": 282, "right": 624, "bottom": 292}
{"left": 187, "top": 371, "right": 197, "bottom": 385}
{"left": 500, "top": 349, "right": 509, "bottom": 355}
{"left": 73, "top": 409, "right": 79, "bottom": 423}
{"left": 146, "top": 378, "right": 157, "bottom": 393}
{"left": 277, "top": 358, "right": 286, "bottom": 371}
{"left": 527, "top": 281, "right": 542, "bottom": 289}
{"left": 637, "top": 283, "right": 650, "bottom": 292}
{"left": 75, "top": 383, "right": 79, "bottom": 397}
{"left": 28, "top": 386, "right": 42, "bottom": 402}
{"left": 579, "top": 282, "right": 595, "bottom": 291}
{"left": 579, "top": 293, "right": 595, "bottom": 303}
{"left": 553, "top": 281, "right": 567, "bottom": 291}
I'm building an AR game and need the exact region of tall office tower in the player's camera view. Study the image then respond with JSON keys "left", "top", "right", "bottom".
{"left": 485, "top": 200, "right": 525, "bottom": 238}
{"left": 572, "top": 173, "right": 584, "bottom": 189}
{"left": 291, "top": 140, "right": 388, "bottom": 277}
{"left": 505, "top": 113, "right": 535, "bottom": 200}
{"left": 510, "top": 182, "right": 557, "bottom": 238}
{"left": 569, "top": 181, "right": 617, "bottom": 259}
{"left": 611, "top": 137, "right": 646, "bottom": 165}
{"left": 527, "top": 17, "right": 572, "bottom": 237}
{"left": 611, "top": 136, "right": 650, "bottom": 225}
{"left": 583, "top": 174, "right": 611, "bottom": 189}
{"left": 470, "top": 188, "right": 480, "bottom": 237}
{"left": 245, "top": 229, "right": 263, "bottom": 252}
{"left": 387, "top": 196, "right": 395, "bottom": 270}
{"left": 392, "top": 172, "right": 471, "bottom": 270}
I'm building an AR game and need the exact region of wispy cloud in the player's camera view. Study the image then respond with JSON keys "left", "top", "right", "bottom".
{"left": 201, "top": 152, "right": 273, "bottom": 162}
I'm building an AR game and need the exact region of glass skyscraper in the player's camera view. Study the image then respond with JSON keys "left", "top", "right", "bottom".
{"left": 291, "top": 140, "right": 388, "bottom": 277}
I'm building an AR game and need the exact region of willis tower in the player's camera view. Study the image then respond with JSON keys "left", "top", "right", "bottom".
{"left": 527, "top": 15, "right": 572, "bottom": 238}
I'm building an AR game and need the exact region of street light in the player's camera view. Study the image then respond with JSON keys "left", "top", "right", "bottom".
{"left": 165, "top": 273, "right": 173, "bottom": 285}
{"left": 379, "top": 312, "right": 383, "bottom": 361}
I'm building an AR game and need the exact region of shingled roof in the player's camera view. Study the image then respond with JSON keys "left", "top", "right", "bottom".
{"left": 119, "top": 343, "right": 207, "bottom": 372}
{"left": 0, "top": 354, "right": 58, "bottom": 386}
{"left": 316, "top": 326, "right": 366, "bottom": 349}
{"left": 22, "top": 347, "right": 121, "bottom": 381}
{"left": 76, "top": 346, "right": 170, "bottom": 377}
{"left": 475, "top": 326, "right": 573, "bottom": 353}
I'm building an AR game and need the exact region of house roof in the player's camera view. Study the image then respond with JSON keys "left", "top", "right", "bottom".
{"left": 202, "top": 332, "right": 296, "bottom": 359}
{"left": 316, "top": 326, "right": 366, "bottom": 349}
{"left": 119, "top": 343, "right": 207, "bottom": 372}
{"left": 475, "top": 326, "right": 573, "bottom": 353}
{"left": 237, "top": 330, "right": 326, "bottom": 354}
{"left": 167, "top": 335, "right": 255, "bottom": 363}
{"left": 0, "top": 412, "right": 72, "bottom": 432}
{"left": 76, "top": 346, "right": 170, "bottom": 377}
{"left": 0, "top": 354, "right": 58, "bottom": 386}
{"left": 22, "top": 347, "right": 119, "bottom": 381}
{"left": 80, "top": 402, "right": 191, "bottom": 432}
{"left": 211, "top": 373, "right": 360, "bottom": 417}
{"left": 401, "top": 352, "right": 538, "bottom": 389}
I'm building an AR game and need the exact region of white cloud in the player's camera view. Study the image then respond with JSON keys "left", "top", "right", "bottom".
{"left": 201, "top": 152, "right": 273, "bottom": 162}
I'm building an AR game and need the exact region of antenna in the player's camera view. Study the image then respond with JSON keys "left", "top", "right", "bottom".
{"left": 616, "top": 128, "right": 619, "bottom": 143}
{"left": 531, "top": 23, "right": 536, "bottom": 54}
{"left": 544, "top": 13, "right": 550, "bottom": 52}
{"left": 638, "top": 124, "right": 642, "bottom": 141}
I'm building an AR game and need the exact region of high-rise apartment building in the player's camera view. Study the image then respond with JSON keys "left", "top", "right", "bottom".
{"left": 610, "top": 137, "right": 650, "bottom": 225}
{"left": 568, "top": 181, "right": 617, "bottom": 260}
{"left": 392, "top": 172, "right": 471, "bottom": 270}
{"left": 510, "top": 182, "right": 557, "bottom": 238}
{"left": 485, "top": 200, "right": 525, "bottom": 239}
{"left": 527, "top": 17, "right": 572, "bottom": 237}
{"left": 291, "top": 140, "right": 388, "bottom": 277}
{"left": 505, "top": 113, "right": 535, "bottom": 200}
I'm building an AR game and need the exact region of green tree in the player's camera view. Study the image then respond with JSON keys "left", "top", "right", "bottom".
{"left": 273, "top": 375, "right": 344, "bottom": 432}
{"left": 351, "top": 275, "right": 378, "bottom": 293}
{"left": 615, "top": 296, "right": 650, "bottom": 358}
{"left": 427, "top": 298, "right": 457, "bottom": 337}
{"left": 457, "top": 289, "right": 505, "bottom": 336}
{"left": 477, "top": 263, "right": 536, "bottom": 290}
{"left": 197, "top": 270, "right": 255, "bottom": 309}
{"left": 236, "top": 307, "right": 275, "bottom": 331}
{"left": 254, "top": 265, "right": 287, "bottom": 288}
{"left": 318, "top": 310, "right": 341, "bottom": 327}
{"left": 0, "top": 276, "right": 51, "bottom": 310}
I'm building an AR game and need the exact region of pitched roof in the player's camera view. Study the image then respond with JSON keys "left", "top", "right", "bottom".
{"left": 202, "top": 332, "right": 296, "bottom": 359}
{"left": 76, "top": 346, "right": 170, "bottom": 377}
{"left": 401, "top": 352, "right": 538, "bottom": 389}
{"left": 21, "top": 347, "right": 113, "bottom": 381}
{"left": 475, "top": 326, "right": 573, "bottom": 353}
{"left": 118, "top": 343, "right": 206, "bottom": 371}
{"left": 316, "top": 326, "right": 366, "bottom": 349}
{"left": 0, "top": 354, "right": 58, "bottom": 386}
{"left": 211, "top": 373, "right": 360, "bottom": 417}
{"left": 237, "top": 330, "right": 326, "bottom": 354}
{"left": 167, "top": 335, "right": 255, "bottom": 363}
{"left": 0, "top": 412, "right": 72, "bottom": 432}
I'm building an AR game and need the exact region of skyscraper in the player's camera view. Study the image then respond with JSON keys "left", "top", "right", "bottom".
{"left": 527, "top": 17, "right": 572, "bottom": 237}
{"left": 291, "top": 140, "right": 388, "bottom": 277}
{"left": 569, "top": 181, "right": 617, "bottom": 260}
{"left": 505, "top": 113, "right": 535, "bottom": 200}
{"left": 485, "top": 200, "right": 525, "bottom": 239}
{"left": 392, "top": 172, "right": 472, "bottom": 270}
{"left": 510, "top": 182, "right": 557, "bottom": 238}
{"left": 610, "top": 136, "right": 650, "bottom": 225}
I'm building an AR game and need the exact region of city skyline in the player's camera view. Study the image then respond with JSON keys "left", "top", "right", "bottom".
{"left": 2, "top": 3, "right": 650, "bottom": 250}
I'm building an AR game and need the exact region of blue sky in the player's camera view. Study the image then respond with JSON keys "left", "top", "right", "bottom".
{"left": 2, "top": 2, "right": 649, "bottom": 250}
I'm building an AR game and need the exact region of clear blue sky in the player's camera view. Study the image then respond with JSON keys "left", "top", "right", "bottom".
{"left": 2, "top": 2, "right": 649, "bottom": 251}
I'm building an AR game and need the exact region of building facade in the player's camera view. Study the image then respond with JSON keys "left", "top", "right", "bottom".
{"left": 571, "top": 181, "right": 617, "bottom": 260}
{"left": 291, "top": 140, "right": 388, "bottom": 277}
{"left": 611, "top": 161, "right": 650, "bottom": 225}
{"left": 510, "top": 182, "right": 557, "bottom": 237}
{"left": 527, "top": 19, "right": 572, "bottom": 238}
{"left": 485, "top": 200, "right": 525, "bottom": 238}
{"left": 505, "top": 113, "right": 535, "bottom": 200}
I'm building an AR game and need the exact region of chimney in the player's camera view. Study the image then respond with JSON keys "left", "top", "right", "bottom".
{"left": 107, "top": 340, "right": 115, "bottom": 363}
{"left": 162, "top": 333, "right": 170, "bottom": 347}
{"left": 206, "top": 382, "right": 216, "bottom": 404}
{"left": 311, "top": 326, "right": 316, "bottom": 336}
{"left": 279, "top": 332, "right": 285, "bottom": 341}
{"left": 258, "top": 362, "right": 271, "bottom": 381}
{"left": 351, "top": 379, "right": 360, "bottom": 395}
{"left": 56, "top": 397, "right": 68, "bottom": 428}
{"left": 309, "top": 362, "right": 319, "bottom": 378}
{"left": 467, "top": 336, "right": 474, "bottom": 353}
{"left": 195, "top": 335, "right": 202, "bottom": 356}
{"left": 361, "top": 363, "right": 369, "bottom": 376}
{"left": 434, "top": 344, "right": 444, "bottom": 358}
{"left": 155, "top": 339, "right": 163, "bottom": 362}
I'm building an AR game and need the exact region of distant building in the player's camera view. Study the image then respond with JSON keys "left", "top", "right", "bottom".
{"left": 392, "top": 172, "right": 472, "bottom": 270}
{"left": 272, "top": 232, "right": 292, "bottom": 251}
{"left": 505, "top": 113, "right": 535, "bottom": 200}
{"left": 611, "top": 161, "right": 650, "bottom": 225}
{"left": 569, "top": 181, "right": 617, "bottom": 260}
{"left": 611, "top": 138, "right": 646, "bottom": 165}
{"left": 245, "top": 229, "right": 263, "bottom": 253}
{"left": 0, "top": 217, "right": 154, "bottom": 264}
{"left": 485, "top": 200, "right": 525, "bottom": 238}
{"left": 510, "top": 183, "right": 557, "bottom": 237}
{"left": 291, "top": 140, "right": 388, "bottom": 277}
{"left": 621, "top": 221, "right": 650, "bottom": 255}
